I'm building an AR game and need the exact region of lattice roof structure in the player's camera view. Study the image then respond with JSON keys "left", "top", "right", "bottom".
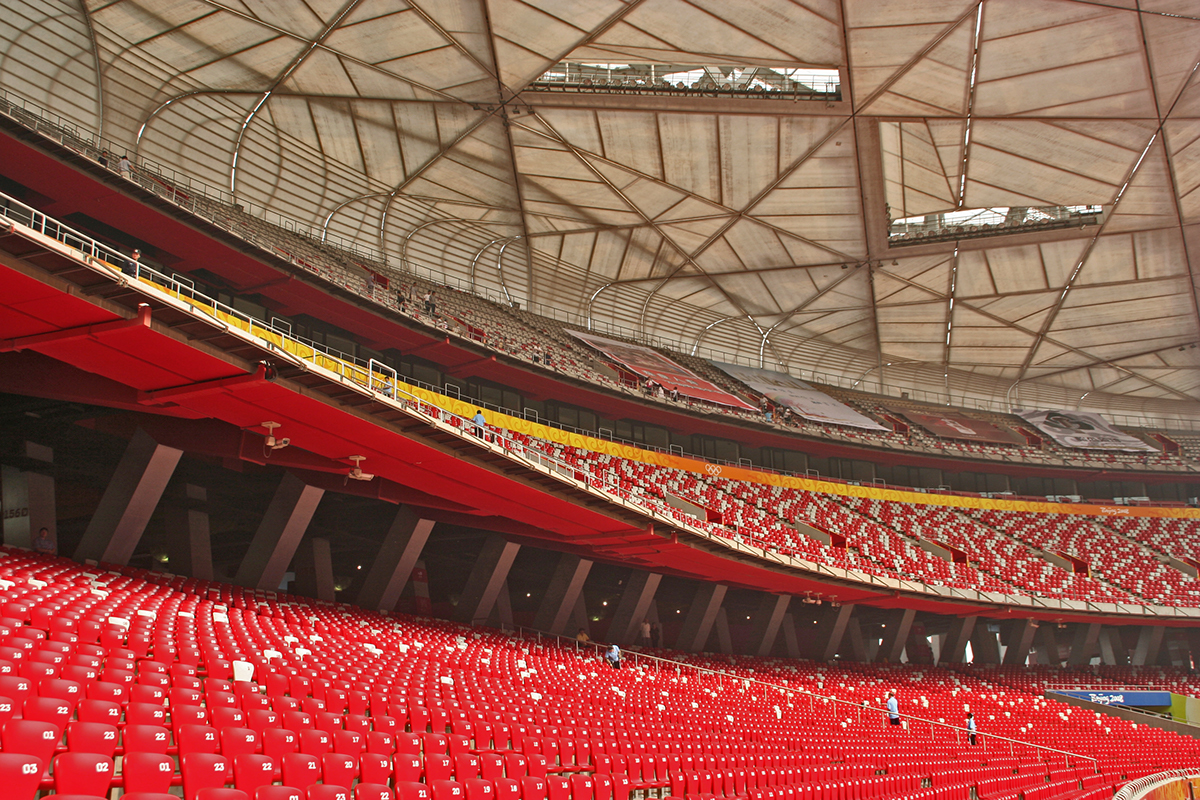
{"left": 4, "top": 0, "right": 1200, "bottom": 421}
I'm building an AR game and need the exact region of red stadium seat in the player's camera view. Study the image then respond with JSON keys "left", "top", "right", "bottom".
{"left": 3, "top": 718, "right": 61, "bottom": 764}
{"left": 182, "top": 752, "right": 232, "bottom": 800}
{"left": 234, "top": 754, "right": 278, "bottom": 794}
{"left": 122, "top": 752, "right": 176, "bottom": 794}
{"left": 0, "top": 752, "right": 44, "bottom": 800}
{"left": 66, "top": 720, "right": 119, "bottom": 756}
{"left": 52, "top": 752, "right": 114, "bottom": 797}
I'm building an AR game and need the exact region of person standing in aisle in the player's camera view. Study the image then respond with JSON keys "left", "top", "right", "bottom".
{"left": 966, "top": 712, "right": 977, "bottom": 745}
{"left": 886, "top": 691, "right": 901, "bottom": 727}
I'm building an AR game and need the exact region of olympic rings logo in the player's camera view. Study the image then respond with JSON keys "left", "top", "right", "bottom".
{"left": 705, "top": 464, "right": 722, "bottom": 476}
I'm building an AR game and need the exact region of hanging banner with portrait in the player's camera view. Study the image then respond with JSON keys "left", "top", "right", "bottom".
{"left": 1013, "top": 409, "right": 1157, "bottom": 452}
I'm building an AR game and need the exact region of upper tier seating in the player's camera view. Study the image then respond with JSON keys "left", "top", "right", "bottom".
{"left": 505, "top": 432, "right": 1200, "bottom": 607}
{"left": 0, "top": 548, "right": 1195, "bottom": 800}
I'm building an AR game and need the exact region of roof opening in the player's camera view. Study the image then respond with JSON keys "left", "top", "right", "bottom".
{"left": 530, "top": 63, "right": 840, "bottom": 100}
{"left": 889, "top": 205, "right": 1104, "bottom": 246}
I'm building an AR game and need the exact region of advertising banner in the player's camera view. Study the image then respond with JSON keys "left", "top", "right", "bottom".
{"left": 1014, "top": 409, "right": 1157, "bottom": 452}
{"left": 1055, "top": 690, "right": 1172, "bottom": 707}
{"left": 569, "top": 331, "right": 755, "bottom": 409}
{"left": 710, "top": 361, "right": 889, "bottom": 430}
{"left": 891, "top": 408, "right": 1023, "bottom": 444}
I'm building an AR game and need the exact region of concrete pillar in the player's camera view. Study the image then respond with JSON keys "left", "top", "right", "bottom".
{"left": 1068, "top": 622, "right": 1101, "bottom": 666}
{"left": 571, "top": 593, "right": 589, "bottom": 636}
{"left": 876, "top": 608, "right": 916, "bottom": 663}
{"left": 749, "top": 594, "right": 791, "bottom": 657}
{"left": 781, "top": 613, "right": 802, "bottom": 659}
{"left": 532, "top": 553, "right": 593, "bottom": 636}
{"left": 164, "top": 484, "right": 212, "bottom": 581}
{"left": 1002, "top": 619, "right": 1038, "bottom": 666}
{"left": 2, "top": 443, "right": 56, "bottom": 551}
{"left": 845, "top": 615, "right": 868, "bottom": 662}
{"left": 608, "top": 570, "right": 662, "bottom": 645}
{"left": 455, "top": 535, "right": 520, "bottom": 625}
{"left": 675, "top": 583, "right": 727, "bottom": 653}
{"left": 970, "top": 624, "right": 1002, "bottom": 664}
{"left": 714, "top": 608, "right": 733, "bottom": 654}
{"left": 1132, "top": 626, "right": 1164, "bottom": 666}
{"left": 75, "top": 428, "right": 182, "bottom": 565}
{"left": 801, "top": 603, "right": 854, "bottom": 662}
{"left": 1036, "top": 625, "right": 1061, "bottom": 665}
{"left": 293, "top": 537, "right": 335, "bottom": 602}
{"left": 355, "top": 506, "right": 434, "bottom": 611}
{"left": 941, "top": 616, "right": 976, "bottom": 664}
{"left": 1099, "top": 627, "right": 1128, "bottom": 666}
{"left": 492, "top": 580, "right": 514, "bottom": 629}
{"left": 234, "top": 473, "right": 325, "bottom": 591}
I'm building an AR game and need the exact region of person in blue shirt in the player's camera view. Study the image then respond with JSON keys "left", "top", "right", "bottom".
{"left": 966, "top": 712, "right": 977, "bottom": 745}
{"left": 886, "top": 691, "right": 900, "bottom": 726}
{"left": 605, "top": 644, "right": 621, "bottom": 669}
{"left": 472, "top": 409, "right": 487, "bottom": 439}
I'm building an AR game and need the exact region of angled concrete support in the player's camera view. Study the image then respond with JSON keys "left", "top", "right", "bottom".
{"left": 941, "top": 616, "right": 977, "bottom": 664}
{"left": 75, "top": 428, "right": 182, "bottom": 565}
{"left": 532, "top": 553, "right": 593, "bottom": 636}
{"left": 1068, "top": 622, "right": 1101, "bottom": 666}
{"left": 1037, "top": 624, "right": 1062, "bottom": 665}
{"left": 2, "top": 444, "right": 56, "bottom": 550}
{"left": 1099, "top": 627, "right": 1128, "bottom": 666}
{"left": 492, "top": 580, "right": 514, "bottom": 629}
{"left": 293, "top": 537, "right": 335, "bottom": 602}
{"left": 455, "top": 535, "right": 520, "bottom": 625}
{"left": 165, "top": 484, "right": 212, "bottom": 581}
{"left": 234, "top": 473, "right": 325, "bottom": 591}
{"left": 876, "top": 608, "right": 916, "bottom": 663}
{"left": 845, "top": 615, "right": 868, "bottom": 662}
{"left": 608, "top": 570, "right": 662, "bottom": 645}
{"left": 781, "top": 613, "right": 801, "bottom": 659}
{"left": 1002, "top": 619, "right": 1038, "bottom": 666}
{"left": 714, "top": 608, "right": 733, "bottom": 654}
{"left": 1132, "top": 626, "right": 1164, "bottom": 666}
{"left": 749, "top": 594, "right": 791, "bottom": 657}
{"left": 800, "top": 603, "right": 855, "bottom": 661}
{"left": 970, "top": 624, "right": 1002, "bottom": 664}
{"left": 355, "top": 506, "right": 434, "bottom": 611}
{"left": 675, "top": 583, "right": 727, "bottom": 653}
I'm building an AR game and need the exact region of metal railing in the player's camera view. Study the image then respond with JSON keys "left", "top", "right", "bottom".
{"left": 1114, "top": 770, "right": 1200, "bottom": 800}
{"left": 889, "top": 205, "right": 1105, "bottom": 245}
{"left": 515, "top": 624, "right": 1099, "bottom": 768}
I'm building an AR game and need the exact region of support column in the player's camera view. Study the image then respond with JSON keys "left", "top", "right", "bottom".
{"left": 532, "top": 553, "right": 593, "bottom": 636}
{"left": 1132, "top": 626, "right": 1164, "bottom": 666}
{"left": 1067, "top": 622, "right": 1101, "bottom": 666}
{"left": 845, "top": 615, "right": 868, "bottom": 662}
{"left": 801, "top": 604, "right": 854, "bottom": 662}
{"left": 1002, "top": 619, "right": 1038, "bottom": 666}
{"left": 293, "top": 538, "right": 335, "bottom": 602}
{"left": 355, "top": 506, "right": 435, "bottom": 611}
{"left": 876, "top": 608, "right": 916, "bottom": 663}
{"left": 492, "top": 581, "right": 514, "bottom": 629}
{"left": 941, "top": 616, "right": 976, "bottom": 664}
{"left": 75, "top": 429, "right": 182, "bottom": 565}
{"left": 2, "top": 442, "right": 56, "bottom": 551}
{"left": 1099, "top": 627, "right": 1128, "bottom": 666}
{"left": 1037, "top": 624, "right": 1061, "bottom": 665}
{"left": 970, "top": 624, "right": 1002, "bottom": 664}
{"left": 454, "top": 535, "right": 520, "bottom": 625}
{"left": 234, "top": 473, "right": 325, "bottom": 591}
{"left": 675, "top": 583, "right": 727, "bottom": 653}
{"left": 164, "top": 484, "right": 212, "bottom": 581}
{"left": 749, "top": 594, "right": 790, "bottom": 657}
{"left": 714, "top": 608, "right": 733, "bottom": 654}
{"left": 608, "top": 570, "right": 662, "bottom": 645}
{"left": 781, "top": 613, "right": 801, "bottom": 659}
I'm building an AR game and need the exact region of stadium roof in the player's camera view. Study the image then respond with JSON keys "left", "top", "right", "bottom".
{"left": 4, "top": 0, "right": 1200, "bottom": 421}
